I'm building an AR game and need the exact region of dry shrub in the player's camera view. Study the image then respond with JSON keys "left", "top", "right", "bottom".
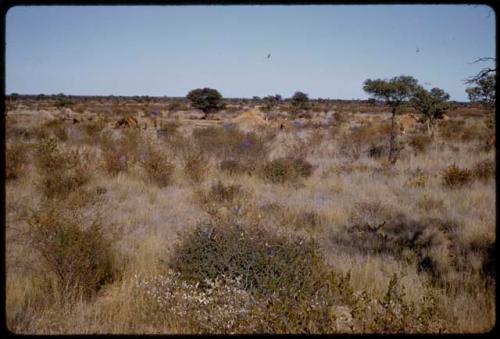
{"left": 157, "top": 120, "right": 180, "bottom": 140}
{"left": 338, "top": 124, "right": 388, "bottom": 158}
{"left": 282, "top": 210, "right": 326, "bottom": 234}
{"left": 471, "top": 159, "right": 495, "bottom": 182}
{"left": 464, "top": 122, "right": 489, "bottom": 142}
{"left": 183, "top": 150, "right": 208, "bottom": 184}
{"left": 441, "top": 164, "right": 473, "bottom": 188}
{"left": 41, "top": 119, "right": 69, "bottom": 142}
{"left": 27, "top": 202, "right": 117, "bottom": 298}
{"left": 6, "top": 125, "right": 32, "bottom": 141}
{"left": 82, "top": 119, "right": 106, "bottom": 141}
{"left": 219, "top": 159, "right": 252, "bottom": 176}
{"left": 417, "top": 195, "right": 445, "bottom": 212}
{"left": 438, "top": 120, "right": 465, "bottom": 141}
{"left": 405, "top": 173, "right": 428, "bottom": 188}
{"left": 197, "top": 181, "right": 244, "bottom": 209}
{"left": 6, "top": 141, "right": 29, "bottom": 181}
{"left": 260, "top": 157, "right": 314, "bottom": 184}
{"left": 408, "top": 134, "right": 432, "bottom": 153}
{"left": 100, "top": 129, "right": 144, "bottom": 176}
{"left": 439, "top": 119, "right": 487, "bottom": 142}
{"left": 139, "top": 146, "right": 175, "bottom": 187}
{"left": 335, "top": 210, "right": 461, "bottom": 284}
{"left": 120, "top": 128, "right": 143, "bottom": 160}
{"left": 192, "top": 126, "right": 268, "bottom": 163}
{"left": 367, "top": 144, "right": 386, "bottom": 159}
{"left": 34, "top": 138, "right": 91, "bottom": 199}
{"left": 102, "top": 149, "right": 129, "bottom": 176}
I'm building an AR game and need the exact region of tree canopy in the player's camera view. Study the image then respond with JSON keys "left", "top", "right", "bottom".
{"left": 363, "top": 76, "right": 419, "bottom": 107}
{"left": 466, "top": 73, "right": 495, "bottom": 110}
{"left": 186, "top": 88, "right": 225, "bottom": 114}
{"left": 411, "top": 87, "right": 451, "bottom": 135}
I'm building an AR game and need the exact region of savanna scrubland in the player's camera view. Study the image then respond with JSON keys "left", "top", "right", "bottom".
{"left": 5, "top": 95, "right": 495, "bottom": 334}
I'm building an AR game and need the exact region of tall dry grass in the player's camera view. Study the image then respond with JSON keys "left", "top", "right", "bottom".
{"left": 5, "top": 102, "right": 495, "bottom": 334}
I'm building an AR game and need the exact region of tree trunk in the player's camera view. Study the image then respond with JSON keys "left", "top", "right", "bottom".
{"left": 388, "top": 107, "right": 398, "bottom": 164}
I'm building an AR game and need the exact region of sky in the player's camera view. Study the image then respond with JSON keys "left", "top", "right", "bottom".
{"left": 6, "top": 5, "right": 496, "bottom": 101}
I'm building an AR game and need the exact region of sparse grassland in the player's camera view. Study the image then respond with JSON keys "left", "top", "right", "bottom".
{"left": 5, "top": 98, "right": 495, "bottom": 334}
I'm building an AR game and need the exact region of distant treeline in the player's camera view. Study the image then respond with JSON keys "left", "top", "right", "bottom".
{"left": 5, "top": 93, "right": 470, "bottom": 107}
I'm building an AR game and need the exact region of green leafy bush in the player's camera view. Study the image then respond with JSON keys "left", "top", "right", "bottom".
{"left": 168, "top": 220, "right": 355, "bottom": 334}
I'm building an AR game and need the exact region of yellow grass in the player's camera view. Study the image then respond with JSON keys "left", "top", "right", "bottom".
{"left": 5, "top": 101, "right": 495, "bottom": 334}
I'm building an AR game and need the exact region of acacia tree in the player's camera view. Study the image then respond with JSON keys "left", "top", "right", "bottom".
{"left": 466, "top": 73, "right": 496, "bottom": 130}
{"left": 363, "top": 75, "right": 419, "bottom": 163}
{"left": 291, "top": 91, "right": 309, "bottom": 112}
{"left": 411, "top": 87, "right": 451, "bottom": 137}
{"left": 186, "top": 88, "right": 225, "bottom": 118}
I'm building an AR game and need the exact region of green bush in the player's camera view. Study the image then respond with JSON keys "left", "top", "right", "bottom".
{"left": 27, "top": 203, "right": 117, "bottom": 298}
{"left": 170, "top": 218, "right": 384, "bottom": 333}
{"left": 260, "top": 157, "right": 314, "bottom": 184}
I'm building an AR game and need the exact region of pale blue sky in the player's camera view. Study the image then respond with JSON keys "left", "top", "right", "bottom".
{"left": 6, "top": 5, "right": 496, "bottom": 101}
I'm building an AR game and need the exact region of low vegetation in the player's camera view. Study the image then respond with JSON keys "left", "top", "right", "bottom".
{"left": 5, "top": 95, "right": 495, "bottom": 334}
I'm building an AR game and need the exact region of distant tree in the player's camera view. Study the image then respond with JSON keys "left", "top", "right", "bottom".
{"left": 363, "top": 75, "right": 419, "bottom": 163}
{"left": 262, "top": 95, "right": 281, "bottom": 112}
{"left": 291, "top": 91, "right": 309, "bottom": 111}
{"left": 466, "top": 73, "right": 496, "bottom": 130}
{"left": 55, "top": 92, "right": 74, "bottom": 109}
{"left": 187, "top": 88, "right": 225, "bottom": 118}
{"left": 9, "top": 93, "right": 19, "bottom": 101}
{"left": 411, "top": 87, "right": 451, "bottom": 137}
